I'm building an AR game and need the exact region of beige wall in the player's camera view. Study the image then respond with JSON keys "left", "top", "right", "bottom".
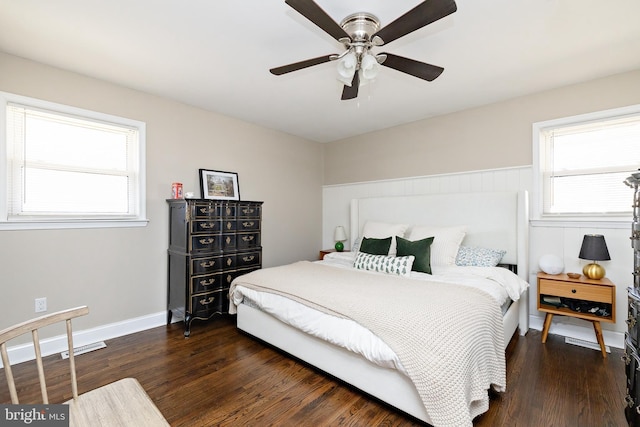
{"left": 323, "top": 69, "right": 640, "bottom": 185}
{"left": 0, "top": 52, "right": 323, "bottom": 329}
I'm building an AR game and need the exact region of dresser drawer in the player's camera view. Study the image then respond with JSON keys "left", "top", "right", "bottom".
{"left": 219, "top": 267, "right": 260, "bottom": 288}
{"left": 190, "top": 289, "right": 226, "bottom": 318}
{"left": 538, "top": 278, "right": 613, "bottom": 304}
{"left": 191, "top": 272, "right": 225, "bottom": 293}
{"left": 237, "top": 250, "right": 261, "bottom": 268}
{"left": 238, "top": 203, "right": 261, "bottom": 219}
{"left": 237, "top": 232, "right": 260, "bottom": 249}
{"left": 222, "top": 219, "right": 237, "bottom": 233}
{"left": 221, "top": 204, "right": 236, "bottom": 218}
{"left": 191, "top": 203, "right": 221, "bottom": 219}
{"left": 221, "top": 234, "right": 237, "bottom": 251}
{"left": 190, "top": 219, "right": 221, "bottom": 234}
{"left": 625, "top": 335, "right": 639, "bottom": 393}
{"left": 191, "top": 256, "right": 221, "bottom": 275}
{"left": 629, "top": 289, "right": 640, "bottom": 347}
{"left": 237, "top": 219, "right": 260, "bottom": 231}
{"left": 190, "top": 235, "right": 223, "bottom": 253}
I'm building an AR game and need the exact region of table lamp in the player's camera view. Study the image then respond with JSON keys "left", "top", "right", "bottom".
{"left": 578, "top": 234, "right": 610, "bottom": 279}
{"left": 334, "top": 226, "right": 347, "bottom": 252}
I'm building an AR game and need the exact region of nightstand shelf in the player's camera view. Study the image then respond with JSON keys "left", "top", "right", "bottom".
{"left": 537, "top": 272, "right": 615, "bottom": 358}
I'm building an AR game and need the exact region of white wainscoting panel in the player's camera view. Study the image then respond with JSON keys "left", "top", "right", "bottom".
{"left": 322, "top": 166, "right": 533, "bottom": 251}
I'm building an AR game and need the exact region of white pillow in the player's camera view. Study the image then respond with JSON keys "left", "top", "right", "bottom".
{"left": 354, "top": 252, "right": 415, "bottom": 277}
{"left": 358, "top": 221, "right": 409, "bottom": 256}
{"left": 456, "top": 246, "right": 506, "bottom": 267}
{"left": 408, "top": 225, "right": 467, "bottom": 267}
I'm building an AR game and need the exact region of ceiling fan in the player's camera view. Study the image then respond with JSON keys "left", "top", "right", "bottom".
{"left": 270, "top": 0, "right": 458, "bottom": 100}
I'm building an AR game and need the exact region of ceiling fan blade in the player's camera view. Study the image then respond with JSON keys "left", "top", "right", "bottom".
{"left": 270, "top": 55, "right": 335, "bottom": 75}
{"left": 285, "top": 0, "right": 350, "bottom": 42}
{"left": 379, "top": 53, "right": 444, "bottom": 81}
{"left": 341, "top": 72, "right": 360, "bottom": 100}
{"left": 372, "top": 0, "right": 457, "bottom": 45}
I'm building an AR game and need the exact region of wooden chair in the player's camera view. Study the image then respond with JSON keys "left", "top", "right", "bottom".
{"left": 0, "top": 306, "right": 169, "bottom": 426}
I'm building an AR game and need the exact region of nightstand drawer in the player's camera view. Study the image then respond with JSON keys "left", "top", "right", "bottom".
{"left": 539, "top": 278, "right": 613, "bottom": 304}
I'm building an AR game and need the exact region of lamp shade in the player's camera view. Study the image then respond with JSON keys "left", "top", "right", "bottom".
{"left": 578, "top": 234, "right": 610, "bottom": 261}
{"left": 336, "top": 52, "right": 357, "bottom": 85}
{"left": 578, "top": 234, "right": 610, "bottom": 279}
{"left": 359, "top": 52, "right": 379, "bottom": 83}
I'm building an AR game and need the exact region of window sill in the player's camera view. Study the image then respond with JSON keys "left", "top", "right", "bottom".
{"left": 0, "top": 219, "right": 149, "bottom": 231}
{"left": 530, "top": 219, "right": 629, "bottom": 229}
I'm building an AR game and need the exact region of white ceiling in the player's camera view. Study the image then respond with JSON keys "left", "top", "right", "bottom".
{"left": 1, "top": 0, "right": 639, "bottom": 143}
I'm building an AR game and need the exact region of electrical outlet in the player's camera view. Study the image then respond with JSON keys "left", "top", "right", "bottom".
{"left": 35, "top": 297, "right": 47, "bottom": 313}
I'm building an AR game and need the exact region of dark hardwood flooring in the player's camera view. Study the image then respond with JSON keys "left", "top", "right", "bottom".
{"left": 0, "top": 316, "right": 627, "bottom": 426}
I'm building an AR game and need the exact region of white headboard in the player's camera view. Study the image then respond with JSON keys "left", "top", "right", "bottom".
{"left": 350, "top": 191, "right": 529, "bottom": 280}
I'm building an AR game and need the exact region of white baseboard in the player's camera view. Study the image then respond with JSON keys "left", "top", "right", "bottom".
{"left": 528, "top": 315, "right": 625, "bottom": 349}
{"left": 1, "top": 311, "right": 168, "bottom": 368}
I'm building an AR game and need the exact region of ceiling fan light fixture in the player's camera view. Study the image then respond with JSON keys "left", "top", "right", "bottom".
{"left": 336, "top": 51, "right": 357, "bottom": 85}
{"left": 273, "top": 0, "right": 458, "bottom": 100}
{"left": 359, "top": 52, "right": 379, "bottom": 83}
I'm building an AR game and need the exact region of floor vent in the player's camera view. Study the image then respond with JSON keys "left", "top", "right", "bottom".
{"left": 565, "top": 337, "right": 609, "bottom": 353}
{"left": 60, "top": 341, "right": 106, "bottom": 359}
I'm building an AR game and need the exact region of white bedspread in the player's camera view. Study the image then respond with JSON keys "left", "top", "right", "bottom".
{"left": 231, "top": 254, "right": 527, "bottom": 374}
{"left": 231, "top": 260, "right": 526, "bottom": 425}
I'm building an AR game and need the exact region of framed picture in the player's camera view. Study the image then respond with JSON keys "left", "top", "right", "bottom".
{"left": 199, "top": 169, "right": 240, "bottom": 200}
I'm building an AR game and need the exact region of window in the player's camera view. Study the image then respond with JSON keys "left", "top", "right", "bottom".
{"left": 533, "top": 104, "right": 640, "bottom": 224}
{"left": 0, "top": 92, "right": 147, "bottom": 230}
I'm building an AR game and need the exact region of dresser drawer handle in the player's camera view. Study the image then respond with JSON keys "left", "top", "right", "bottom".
{"left": 226, "top": 222, "right": 233, "bottom": 230}
{"left": 200, "top": 222, "right": 216, "bottom": 229}
{"left": 200, "top": 260, "right": 216, "bottom": 268}
{"left": 571, "top": 289, "right": 576, "bottom": 294}
{"left": 242, "top": 221, "right": 255, "bottom": 227}
{"left": 226, "top": 258, "right": 233, "bottom": 266}
{"left": 226, "top": 236, "right": 232, "bottom": 244}
{"left": 199, "top": 296, "right": 215, "bottom": 305}
{"left": 242, "top": 208, "right": 255, "bottom": 214}
{"left": 243, "top": 255, "right": 255, "bottom": 262}
{"left": 242, "top": 236, "right": 254, "bottom": 242}
{"left": 199, "top": 238, "right": 215, "bottom": 244}
{"left": 227, "top": 274, "right": 233, "bottom": 284}
{"left": 628, "top": 316, "right": 637, "bottom": 328}
{"left": 198, "top": 207, "right": 215, "bottom": 214}
{"left": 200, "top": 278, "right": 215, "bottom": 287}
{"left": 622, "top": 354, "right": 631, "bottom": 365}
{"left": 626, "top": 395, "right": 634, "bottom": 407}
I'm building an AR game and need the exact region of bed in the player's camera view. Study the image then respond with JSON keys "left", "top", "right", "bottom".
{"left": 229, "top": 191, "right": 530, "bottom": 426}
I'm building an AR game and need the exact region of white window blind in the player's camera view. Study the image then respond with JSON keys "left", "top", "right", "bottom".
{"left": 1, "top": 92, "right": 146, "bottom": 228}
{"left": 536, "top": 108, "right": 640, "bottom": 220}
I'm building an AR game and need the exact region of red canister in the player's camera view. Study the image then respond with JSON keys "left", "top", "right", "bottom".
{"left": 171, "top": 182, "right": 183, "bottom": 199}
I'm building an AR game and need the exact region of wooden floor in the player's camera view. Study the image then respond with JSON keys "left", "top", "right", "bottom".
{"left": 0, "top": 316, "right": 627, "bottom": 426}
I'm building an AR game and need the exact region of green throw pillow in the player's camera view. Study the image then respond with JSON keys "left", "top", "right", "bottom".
{"left": 396, "top": 236, "right": 434, "bottom": 274}
{"left": 359, "top": 236, "right": 392, "bottom": 255}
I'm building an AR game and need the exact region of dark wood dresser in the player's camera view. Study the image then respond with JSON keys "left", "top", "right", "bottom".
{"left": 167, "top": 199, "right": 263, "bottom": 336}
{"left": 624, "top": 171, "right": 640, "bottom": 424}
